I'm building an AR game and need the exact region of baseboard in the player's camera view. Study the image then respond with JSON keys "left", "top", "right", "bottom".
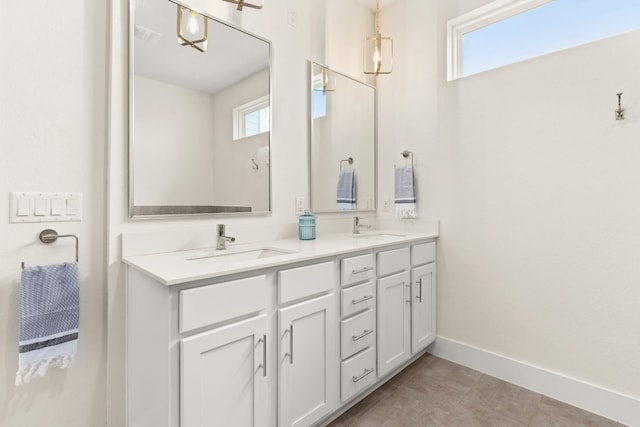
{"left": 429, "top": 337, "right": 640, "bottom": 427}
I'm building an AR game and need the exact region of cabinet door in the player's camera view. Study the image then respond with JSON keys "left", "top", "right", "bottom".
{"left": 278, "top": 294, "right": 337, "bottom": 427}
{"left": 411, "top": 263, "right": 436, "bottom": 353}
{"left": 181, "top": 315, "right": 268, "bottom": 427}
{"left": 377, "top": 270, "right": 411, "bottom": 377}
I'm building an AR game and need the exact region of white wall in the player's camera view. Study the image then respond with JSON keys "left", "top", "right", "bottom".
{"left": 134, "top": 75, "right": 216, "bottom": 205}
{"left": 0, "top": 1, "right": 108, "bottom": 426}
{"left": 380, "top": 0, "right": 640, "bottom": 418}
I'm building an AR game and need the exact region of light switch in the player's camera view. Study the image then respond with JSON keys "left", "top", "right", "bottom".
{"left": 17, "top": 198, "right": 30, "bottom": 216}
{"left": 34, "top": 199, "right": 47, "bottom": 216}
{"left": 66, "top": 198, "right": 78, "bottom": 216}
{"left": 51, "top": 198, "right": 64, "bottom": 216}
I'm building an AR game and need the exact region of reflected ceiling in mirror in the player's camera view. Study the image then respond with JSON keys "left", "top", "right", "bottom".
{"left": 309, "top": 62, "right": 376, "bottom": 213}
{"left": 130, "top": 0, "right": 271, "bottom": 218}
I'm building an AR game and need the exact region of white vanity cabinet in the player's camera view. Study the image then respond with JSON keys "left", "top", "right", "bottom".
{"left": 181, "top": 315, "right": 268, "bottom": 427}
{"left": 410, "top": 242, "right": 437, "bottom": 353}
{"left": 124, "top": 232, "right": 437, "bottom": 427}
{"left": 376, "top": 242, "right": 437, "bottom": 378}
{"left": 277, "top": 262, "right": 338, "bottom": 427}
{"left": 339, "top": 253, "right": 377, "bottom": 402}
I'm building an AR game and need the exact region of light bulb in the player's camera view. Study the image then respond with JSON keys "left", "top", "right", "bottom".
{"left": 186, "top": 10, "right": 200, "bottom": 34}
{"left": 372, "top": 48, "right": 381, "bottom": 69}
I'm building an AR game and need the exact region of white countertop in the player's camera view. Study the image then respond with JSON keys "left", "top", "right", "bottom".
{"left": 123, "top": 231, "right": 438, "bottom": 286}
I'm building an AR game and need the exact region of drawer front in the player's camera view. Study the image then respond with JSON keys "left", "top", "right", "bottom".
{"left": 180, "top": 275, "right": 266, "bottom": 333}
{"left": 341, "top": 309, "right": 375, "bottom": 360}
{"left": 341, "top": 347, "right": 376, "bottom": 402}
{"left": 341, "top": 281, "right": 375, "bottom": 318}
{"left": 278, "top": 261, "right": 334, "bottom": 304}
{"left": 341, "top": 253, "right": 375, "bottom": 287}
{"left": 411, "top": 241, "right": 436, "bottom": 266}
{"left": 377, "top": 247, "right": 410, "bottom": 277}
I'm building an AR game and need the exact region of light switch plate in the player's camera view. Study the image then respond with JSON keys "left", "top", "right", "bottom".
{"left": 10, "top": 192, "right": 83, "bottom": 223}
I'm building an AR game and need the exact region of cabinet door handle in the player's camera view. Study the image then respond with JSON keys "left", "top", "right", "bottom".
{"left": 405, "top": 282, "right": 411, "bottom": 303}
{"left": 416, "top": 278, "right": 423, "bottom": 303}
{"left": 352, "top": 368, "right": 375, "bottom": 383}
{"left": 287, "top": 325, "right": 294, "bottom": 365}
{"left": 261, "top": 334, "right": 267, "bottom": 377}
{"left": 352, "top": 266, "right": 373, "bottom": 275}
{"left": 351, "top": 295, "right": 374, "bottom": 305}
{"left": 352, "top": 329, "right": 374, "bottom": 342}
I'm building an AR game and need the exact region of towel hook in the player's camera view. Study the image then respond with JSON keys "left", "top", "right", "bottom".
{"left": 21, "top": 229, "right": 79, "bottom": 270}
{"left": 340, "top": 157, "right": 354, "bottom": 170}
{"left": 400, "top": 150, "right": 414, "bottom": 168}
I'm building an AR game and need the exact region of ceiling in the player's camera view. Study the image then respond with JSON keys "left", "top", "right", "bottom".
{"left": 133, "top": 0, "right": 269, "bottom": 94}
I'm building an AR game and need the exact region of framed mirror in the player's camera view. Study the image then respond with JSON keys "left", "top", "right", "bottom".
{"left": 309, "top": 62, "right": 376, "bottom": 213}
{"left": 129, "top": 0, "right": 271, "bottom": 218}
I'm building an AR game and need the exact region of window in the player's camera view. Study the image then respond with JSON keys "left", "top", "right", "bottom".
{"left": 233, "top": 95, "right": 270, "bottom": 140}
{"left": 447, "top": 0, "right": 640, "bottom": 80}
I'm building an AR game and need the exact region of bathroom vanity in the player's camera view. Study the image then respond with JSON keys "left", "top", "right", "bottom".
{"left": 123, "top": 231, "right": 437, "bottom": 427}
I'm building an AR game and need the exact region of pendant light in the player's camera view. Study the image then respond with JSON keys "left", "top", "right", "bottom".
{"left": 364, "top": 0, "right": 393, "bottom": 75}
{"left": 313, "top": 66, "right": 336, "bottom": 94}
{"left": 177, "top": 5, "right": 208, "bottom": 53}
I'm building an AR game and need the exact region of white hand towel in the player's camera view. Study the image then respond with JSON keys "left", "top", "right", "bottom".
{"left": 15, "top": 262, "right": 79, "bottom": 386}
{"left": 394, "top": 166, "right": 417, "bottom": 218}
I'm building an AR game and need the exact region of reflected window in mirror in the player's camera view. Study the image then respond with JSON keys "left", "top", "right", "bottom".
{"left": 130, "top": 0, "right": 271, "bottom": 218}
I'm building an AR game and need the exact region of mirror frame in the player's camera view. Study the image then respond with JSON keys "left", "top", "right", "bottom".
{"left": 128, "top": 0, "right": 273, "bottom": 219}
{"left": 308, "top": 62, "right": 378, "bottom": 214}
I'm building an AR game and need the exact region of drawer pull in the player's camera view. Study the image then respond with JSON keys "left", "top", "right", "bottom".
{"left": 258, "top": 334, "right": 267, "bottom": 377}
{"left": 284, "top": 325, "right": 294, "bottom": 365}
{"left": 405, "top": 282, "right": 411, "bottom": 303}
{"left": 416, "top": 278, "right": 423, "bottom": 303}
{"left": 351, "top": 295, "right": 374, "bottom": 305}
{"left": 352, "top": 329, "right": 374, "bottom": 342}
{"left": 352, "top": 266, "right": 374, "bottom": 275}
{"left": 352, "top": 368, "right": 375, "bottom": 383}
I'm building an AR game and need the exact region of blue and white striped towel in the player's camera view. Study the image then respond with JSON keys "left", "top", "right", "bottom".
{"left": 337, "top": 169, "right": 356, "bottom": 210}
{"left": 15, "top": 262, "right": 79, "bottom": 386}
{"left": 394, "top": 166, "right": 417, "bottom": 218}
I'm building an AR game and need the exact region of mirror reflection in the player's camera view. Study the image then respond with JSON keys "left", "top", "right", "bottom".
{"left": 130, "top": 0, "right": 271, "bottom": 217}
{"left": 309, "top": 63, "right": 376, "bottom": 213}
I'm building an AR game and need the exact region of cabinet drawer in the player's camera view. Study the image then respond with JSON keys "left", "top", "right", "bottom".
{"left": 341, "top": 281, "right": 375, "bottom": 318}
{"left": 341, "top": 253, "right": 375, "bottom": 287}
{"left": 180, "top": 275, "right": 266, "bottom": 333}
{"left": 412, "top": 242, "right": 436, "bottom": 266}
{"left": 341, "top": 347, "right": 376, "bottom": 402}
{"left": 377, "top": 247, "right": 410, "bottom": 277}
{"left": 278, "top": 261, "right": 334, "bottom": 304}
{"left": 341, "top": 309, "right": 375, "bottom": 360}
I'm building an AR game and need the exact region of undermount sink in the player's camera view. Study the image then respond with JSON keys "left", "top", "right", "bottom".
{"left": 187, "top": 247, "right": 295, "bottom": 265}
{"left": 352, "top": 233, "right": 405, "bottom": 239}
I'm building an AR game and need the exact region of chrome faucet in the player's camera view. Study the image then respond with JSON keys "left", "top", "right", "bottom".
{"left": 216, "top": 224, "right": 236, "bottom": 250}
{"left": 353, "top": 216, "right": 371, "bottom": 234}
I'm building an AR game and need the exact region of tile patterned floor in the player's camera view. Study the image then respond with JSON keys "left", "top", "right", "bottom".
{"left": 328, "top": 354, "right": 627, "bottom": 427}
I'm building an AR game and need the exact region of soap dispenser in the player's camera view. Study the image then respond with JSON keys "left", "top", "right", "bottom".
{"left": 298, "top": 210, "right": 316, "bottom": 240}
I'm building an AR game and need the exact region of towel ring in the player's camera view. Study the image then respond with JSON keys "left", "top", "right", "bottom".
{"left": 21, "top": 229, "right": 79, "bottom": 270}
{"left": 340, "top": 157, "right": 354, "bottom": 170}
{"left": 400, "top": 150, "right": 414, "bottom": 168}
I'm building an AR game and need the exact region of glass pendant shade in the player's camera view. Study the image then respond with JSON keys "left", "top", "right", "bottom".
{"left": 364, "top": 34, "right": 393, "bottom": 75}
{"left": 312, "top": 66, "right": 336, "bottom": 93}
{"left": 363, "top": 0, "right": 393, "bottom": 75}
{"left": 177, "top": 5, "right": 208, "bottom": 53}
